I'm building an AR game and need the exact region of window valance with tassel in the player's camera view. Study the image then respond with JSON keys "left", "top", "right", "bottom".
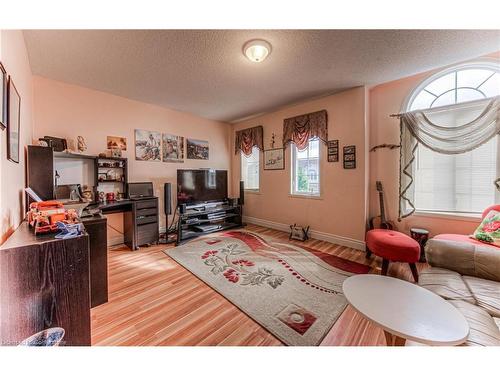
{"left": 283, "top": 110, "right": 328, "bottom": 150}
{"left": 235, "top": 125, "right": 264, "bottom": 156}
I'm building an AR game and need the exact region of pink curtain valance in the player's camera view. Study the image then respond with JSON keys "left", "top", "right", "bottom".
{"left": 283, "top": 110, "right": 328, "bottom": 150}
{"left": 235, "top": 125, "right": 264, "bottom": 156}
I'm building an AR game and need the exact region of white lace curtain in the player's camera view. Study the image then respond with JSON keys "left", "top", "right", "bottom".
{"left": 399, "top": 96, "right": 500, "bottom": 219}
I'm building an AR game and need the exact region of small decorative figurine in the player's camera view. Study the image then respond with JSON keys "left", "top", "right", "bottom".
{"left": 77, "top": 136, "right": 87, "bottom": 152}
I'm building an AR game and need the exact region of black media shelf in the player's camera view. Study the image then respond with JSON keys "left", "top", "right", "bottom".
{"left": 176, "top": 203, "right": 243, "bottom": 245}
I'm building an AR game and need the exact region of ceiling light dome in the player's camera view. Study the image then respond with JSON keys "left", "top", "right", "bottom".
{"left": 243, "top": 39, "right": 272, "bottom": 63}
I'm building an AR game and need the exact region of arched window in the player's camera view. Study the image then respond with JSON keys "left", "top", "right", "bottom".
{"left": 406, "top": 60, "right": 500, "bottom": 214}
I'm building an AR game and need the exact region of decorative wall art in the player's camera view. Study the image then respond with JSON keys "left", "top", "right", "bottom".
{"left": 135, "top": 129, "right": 161, "bottom": 161}
{"left": 264, "top": 148, "right": 285, "bottom": 170}
{"left": 327, "top": 140, "right": 339, "bottom": 162}
{"left": 343, "top": 145, "right": 356, "bottom": 169}
{"left": 187, "top": 138, "right": 209, "bottom": 160}
{"left": 162, "top": 133, "right": 184, "bottom": 162}
{"left": 107, "top": 136, "right": 127, "bottom": 150}
{"left": 0, "top": 62, "right": 6, "bottom": 130}
{"left": 7, "top": 77, "right": 20, "bottom": 163}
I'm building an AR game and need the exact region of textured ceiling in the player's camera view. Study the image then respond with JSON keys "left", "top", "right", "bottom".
{"left": 23, "top": 30, "right": 500, "bottom": 123}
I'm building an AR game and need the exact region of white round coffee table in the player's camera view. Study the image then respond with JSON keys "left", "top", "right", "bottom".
{"left": 342, "top": 274, "right": 469, "bottom": 346}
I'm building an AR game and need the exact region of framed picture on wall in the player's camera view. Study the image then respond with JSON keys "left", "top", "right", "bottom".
{"left": 7, "top": 77, "right": 21, "bottom": 163}
{"left": 187, "top": 138, "right": 209, "bottom": 160}
{"left": 0, "top": 62, "right": 7, "bottom": 130}
{"left": 162, "top": 133, "right": 184, "bottom": 162}
{"left": 135, "top": 129, "right": 161, "bottom": 161}
{"left": 264, "top": 148, "right": 285, "bottom": 170}
{"left": 107, "top": 135, "right": 127, "bottom": 150}
{"left": 343, "top": 145, "right": 356, "bottom": 169}
{"left": 327, "top": 140, "right": 339, "bottom": 162}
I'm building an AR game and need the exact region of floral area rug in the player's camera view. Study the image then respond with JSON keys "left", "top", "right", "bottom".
{"left": 164, "top": 230, "right": 370, "bottom": 346}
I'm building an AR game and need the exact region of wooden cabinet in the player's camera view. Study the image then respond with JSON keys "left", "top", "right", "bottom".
{"left": 82, "top": 215, "right": 108, "bottom": 308}
{"left": 133, "top": 197, "right": 159, "bottom": 248}
{"left": 0, "top": 223, "right": 91, "bottom": 346}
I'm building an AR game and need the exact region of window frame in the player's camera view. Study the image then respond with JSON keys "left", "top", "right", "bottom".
{"left": 403, "top": 58, "right": 500, "bottom": 218}
{"left": 290, "top": 138, "right": 322, "bottom": 198}
{"left": 240, "top": 146, "right": 260, "bottom": 192}
{"left": 403, "top": 59, "right": 500, "bottom": 111}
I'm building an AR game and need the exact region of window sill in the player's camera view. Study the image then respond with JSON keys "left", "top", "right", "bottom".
{"left": 288, "top": 194, "right": 323, "bottom": 200}
{"left": 413, "top": 210, "right": 482, "bottom": 222}
{"left": 244, "top": 189, "right": 260, "bottom": 195}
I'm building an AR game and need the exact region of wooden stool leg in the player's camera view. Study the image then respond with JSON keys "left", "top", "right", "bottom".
{"left": 384, "top": 330, "right": 406, "bottom": 346}
{"left": 409, "top": 263, "right": 419, "bottom": 283}
{"left": 381, "top": 259, "right": 389, "bottom": 276}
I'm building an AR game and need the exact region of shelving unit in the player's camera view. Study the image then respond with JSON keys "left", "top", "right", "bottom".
{"left": 177, "top": 203, "right": 243, "bottom": 244}
{"left": 94, "top": 156, "right": 128, "bottom": 199}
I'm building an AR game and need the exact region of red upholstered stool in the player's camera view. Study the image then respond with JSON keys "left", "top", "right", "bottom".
{"left": 365, "top": 229, "right": 420, "bottom": 282}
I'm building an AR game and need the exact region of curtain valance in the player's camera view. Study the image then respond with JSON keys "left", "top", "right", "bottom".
{"left": 283, "top": 110, "right": 328, "bottom": 150}
{"left": 399, "top": 96, "right": 500, "bottom": 219}
{"left": 235, "top": 126, "right": 264, "bottom": 156}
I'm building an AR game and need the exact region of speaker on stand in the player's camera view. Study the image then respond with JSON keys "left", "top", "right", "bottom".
{"left": 159, "top": 182, "right": 177, "bottom": 244}
{"left": 238, "top": 180, "right": 246, "bottom": 226}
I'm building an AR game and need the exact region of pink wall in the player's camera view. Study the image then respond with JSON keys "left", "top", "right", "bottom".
{"left": 33, "top": 76, "right": 232, "bottom": 243}
{"left": 231, "top": 87, "right": 369, "bottom": 249}
{"left": 0, "top": 30, "right": 34, "bottom": 244}
{"left": 369, "top": 52, "right": 500, "bottom": 237}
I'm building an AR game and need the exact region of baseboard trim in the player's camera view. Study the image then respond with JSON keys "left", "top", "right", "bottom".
{"left": 243, "top": 216, "right": 366, "bottom": 251}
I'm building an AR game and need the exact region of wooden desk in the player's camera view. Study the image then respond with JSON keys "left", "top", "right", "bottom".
{"left": 81, "top": 214, "right": 108, "bottom": 308}
{"left": 0, "top": 222, "right": 91, "bottom": 346}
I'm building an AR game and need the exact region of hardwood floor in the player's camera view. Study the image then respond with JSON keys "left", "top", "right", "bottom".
{"left": 91, "top": 224, "right": 428, "bottom": 346}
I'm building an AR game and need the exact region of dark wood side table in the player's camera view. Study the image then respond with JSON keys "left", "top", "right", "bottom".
{"left": 410, "top": 228, "right": 429, "bottom": 262}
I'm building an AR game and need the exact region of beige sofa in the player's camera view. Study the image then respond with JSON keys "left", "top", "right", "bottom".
{"left": 419, "top": 237, "right": 500, "bottom": 346}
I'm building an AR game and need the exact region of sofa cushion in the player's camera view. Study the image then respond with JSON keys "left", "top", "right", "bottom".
{"left": 433, "top": 234, "right": 498, "bottom": 250}
{"left": 463, "top": 276, "right": 500, "bottom": 318}
{"left": 419, "top": 268, "right": 476, "bottom": 304}
{"left": 425, "top": 238, "right": 500, "bottom": 282}
{"left": 449, "top": 300, "right": 500, "bottom": 346}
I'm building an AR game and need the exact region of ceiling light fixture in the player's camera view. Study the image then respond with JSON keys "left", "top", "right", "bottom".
{"left": 243, "top": 39, "right": 272, "bottom": 63}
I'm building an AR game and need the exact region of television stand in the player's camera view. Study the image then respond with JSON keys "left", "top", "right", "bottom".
{"left": 176, "top": 201, "right": 242, "bottom": 245}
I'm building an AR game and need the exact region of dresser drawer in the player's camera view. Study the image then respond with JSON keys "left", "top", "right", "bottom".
{"left": 136, "top": 207, "right": 157, "bottom": 217}
{"left": 136, "top": 215, "right": 158, "bottom": 225}
{"left": 136, "top": 199, "right": 157, "bottom": 209}
{"left": 137, "top": 223, "right": 158, "bottom": 245}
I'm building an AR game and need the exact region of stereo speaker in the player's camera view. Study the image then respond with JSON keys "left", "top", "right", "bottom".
{"left": 164, "top": 182, "right": 172, "bottom": 215}
{"left": 238, "top": 180, "right": 245, "bottom": 206}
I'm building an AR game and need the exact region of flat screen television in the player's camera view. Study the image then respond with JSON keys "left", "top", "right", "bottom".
{"left": 177, "top": 169, "right": 228, "bottom": 206}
